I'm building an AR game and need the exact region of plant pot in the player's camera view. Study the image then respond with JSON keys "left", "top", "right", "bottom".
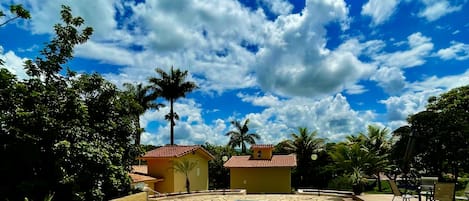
{"left": 352, "top": 184, "right": 364, "bottom": 195}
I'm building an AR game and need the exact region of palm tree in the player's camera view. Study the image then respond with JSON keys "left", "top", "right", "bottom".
{"left": 361, "top": 125, "right": 392, "bottom": 191}
{"left": 361, "top": 125, "right": 391, "bottom": 155}
{"left": 281, "top": 127, "right": 325, "bottom": 187}
{"left": 148, "top": 67, "right": 198, "bottom": 145}
{"left": 123, "top": 82, "right": 162, "bottom": 145}
{"left": 172, "top": 159, "right": 198, "bottom": 193}
{"left": 225, "top": 119, "right": 260, "bottom": 154}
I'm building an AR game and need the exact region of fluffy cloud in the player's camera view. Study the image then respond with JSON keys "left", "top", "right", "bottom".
{"left": 100, "top": 0, "right": 264, "bottom": 92}
{"left": 140, "top": 91, "right": 379, "bottom": 145}
{"left": 418, "top": 0, "right": 463, "bottom": 21}
{"left": 140, "top": 99, "right": 229, "bottom": 145}
{"left": 380, "top": 69, "right": 469, "bottom": 125}
{"left": 260, "top": 0, "right": 294, "bottom": 15}
{"left": 437, "top": 41, "right": 469, "bottom": 61}
{"left": 361, "top": 0, "right": 400, "bottom": 26}
{"left": 12, "top": 0, "right": 123, "bottom": 40}
{"left": 374, "top": 32, "right": 433, "bottom": 68}
{"left": 0, "top": 46, "right": 28, "bottom": 79}
{"left": 255, "top": 0, "right": 374, "bottom": 97}
{"left": 237, "top": 93, "right": 377, "bottom": 142}
{"left": 371, "top": 67, "right": 406, "bottom": 94}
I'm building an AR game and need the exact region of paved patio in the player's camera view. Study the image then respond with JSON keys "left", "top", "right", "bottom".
{"left": 357, "top": 194, "right": 420, "bottom": 201}
{"left": 152, "top": 194, "right": 354, "bottom": 201}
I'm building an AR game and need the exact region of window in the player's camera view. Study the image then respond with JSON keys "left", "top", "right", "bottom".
{"left": 257, "top": 150, "right": 261, "bottom": 158}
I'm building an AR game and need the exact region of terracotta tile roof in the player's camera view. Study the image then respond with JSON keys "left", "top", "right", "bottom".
{"left": 129, "top": 173, "right": 162, "bottom": 183}
{"left": 251, "top": 144, "right": 274, "bottom": 149}
{"left": 141, "top": 145, "right": 215, "bottom": 160}
{"left": 223, "top": 154, "right": 297, "bottom": 168}
{"left": 132, "top": 165, "right": 148, "bottom": 174}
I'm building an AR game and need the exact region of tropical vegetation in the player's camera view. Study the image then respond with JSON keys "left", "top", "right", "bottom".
{"left": 123, "top": 83, "right": 162, "bottom": 145}
{"left": 2, "top": 2, "right": 468, "bottom": 200}
{"left": 148, "top": 67, "right": 198, "bottom": 145}
{"left": 172, "top": 159, "right": 198, "bottom": 193}
{"left": 1, "top": 6, "right": 140, "bottom": 201}
{"left": 225, "top": 118, "right": 260, "bottom": 153}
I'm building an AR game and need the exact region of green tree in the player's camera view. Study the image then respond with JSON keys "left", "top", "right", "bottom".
{"left": 0, "top": 4, "right": 30, "bottom": 27}
{"left": 123, "top": 83, "right": 162, "bottom": 145}
{"left": 391, "top": 85, "right": 469, "bottom": 180}
{"left": 148, "top": 67, "right": 198, "bottom": 145}
{"left": 0, "top": 6, "right": 139, "bottom": 201}
{"left": 202, "top": 143, "right": 237, "bottom": 189}
{"left": 225, "top": 118, "right": 260, "bottom": 154}
{"left": 172, "top": 159, "right": 198, "bottom": 193}
{"left": 279, "top": 127, "right": 325, "bottom": 187}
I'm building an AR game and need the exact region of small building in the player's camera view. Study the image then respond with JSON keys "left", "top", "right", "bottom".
{"left": 223, "top": 144, "right": 297, "bottom": 193}
{"left": 139, "top": 145, "right": 214, "bottom": 193}
{"left": 129, "top": 165, "right": 163, "bottom": 195}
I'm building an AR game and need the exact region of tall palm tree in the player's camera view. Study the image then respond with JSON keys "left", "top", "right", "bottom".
{"left": 148, "top": 67, "right": 198, "bottom": 145}
{"left": 123, "top": 82, "right": 162, "bottom": 145}
{"left": 172, "top": 159, "right": 198, "bottom": 193}
{"left": 282, "top": 127, "right": 325, "bottom": 187}
{"left": 225, "top": 119, "right": 260, "bottom": 154}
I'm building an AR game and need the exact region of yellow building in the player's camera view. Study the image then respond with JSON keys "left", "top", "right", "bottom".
{"left": 224, "top": 144, "right": 297, "bottom": 193}
{"left": 139, "top": 145, "right": 214, "bottom": 193}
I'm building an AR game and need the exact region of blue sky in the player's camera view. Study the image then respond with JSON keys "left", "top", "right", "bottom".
{"left": 1, "top": 0, "right": 469, "bottom": 146}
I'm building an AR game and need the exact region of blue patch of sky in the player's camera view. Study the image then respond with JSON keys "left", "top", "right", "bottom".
{"left": 145, "top": 121, "right": 161, "bottom": 134}
{"left": 215, "top": 48, "right": 229, "bottom": 57}
{"left": 0, "top": 25, "right": 47, "bottom": 58}
{"left": 344, "top": 80, "right": 387, "bottom": 113}
{"left": 190, "top": 88, "right": 266, "bottom": 122}
{"left": 237, "top": 0, "right": 258, "bottom": 12}
{"left": 202, "top": 29, "right": 208, "bottom": 38}
{"left": 240, "top": 40, "right": 259, "bottom": 53}
{"left": 68, "top": 58, "right": 122, "bottom": 75}
{"left": 289, "top": 0, "right": 305, "bottom": 14}
{"left": 324, "top": 23, "right": 344, "bottom": 50}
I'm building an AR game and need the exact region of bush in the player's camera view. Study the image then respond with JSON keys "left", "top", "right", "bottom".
{"left": 327, "top": 175, "right": 352, "bottom": 191}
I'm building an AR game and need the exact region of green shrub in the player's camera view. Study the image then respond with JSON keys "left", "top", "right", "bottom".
{"left": 327, "top": 175, "right": 352, "bottom": 191}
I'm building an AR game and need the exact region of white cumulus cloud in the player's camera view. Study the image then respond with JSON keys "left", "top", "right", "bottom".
{"left": 0, "top": 46, "right": 28, "bottom": 80}
{"left": 437, "top": 41, "right": 469, "bottom": 61}
{"left": 260, "top": 0, "right": 294, "bottom": 15}
{"left": 418, "top": 0, "right": 463, "bottom": 21}
{"left": 255, "top": 0, "right": 374, "bottom": 97}
{"left": 375, "top": 32, "right": 433, "bottom": 68}
{"left": 361, "top": 0, "right": 400, "bottom": 26}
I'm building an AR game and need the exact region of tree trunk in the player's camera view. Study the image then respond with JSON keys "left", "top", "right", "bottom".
{"left": 185, "top": 176, "right": 190, "bottom": 193}
{"left": 135, "top": 115, "right": 141, "bottom": 145}
{"left": 170, "top": 98, "right": 174, "bottom": 145}
{"left": 241, "top": 143, "right": 246, "bottom": 154}
{"left": 377, "top": 172, "right": 382, "bottom": 191}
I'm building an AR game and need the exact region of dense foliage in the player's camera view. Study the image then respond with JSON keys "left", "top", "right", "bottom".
{"left": 0, "top": 6, "right": 141, "bottom": 201}
{"left": 203, "top": 143, "right": 237, "bottom": 189}
{"left": 391, "top": 85, "right": 469, "bottom": 180}
{"left": 277, "top": 127, "right": 326, "bottom": 188}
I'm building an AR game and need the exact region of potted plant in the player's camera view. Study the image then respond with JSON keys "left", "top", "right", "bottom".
{"left": 350, "top": 167, "right": 367, "bottom": 195}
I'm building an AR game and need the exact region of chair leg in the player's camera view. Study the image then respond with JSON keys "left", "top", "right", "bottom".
{"left": 392, "top": 195, "right": 396, "bottom": 201}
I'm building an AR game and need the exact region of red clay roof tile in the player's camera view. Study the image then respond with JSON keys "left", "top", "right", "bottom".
{"left": 250, "top": 144, "right": 274, "bottom": 149}
{"left": 129, "top": 173, "right": 160, "bottom": 183}
{"left": 141, "top": 145, "right": 214, "bottom": 160}
{"left": 223, "top": 154, "right": 297, "bottom": 168}
{"left": 132, "top": 165, "right": 148, "bottom": 174}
